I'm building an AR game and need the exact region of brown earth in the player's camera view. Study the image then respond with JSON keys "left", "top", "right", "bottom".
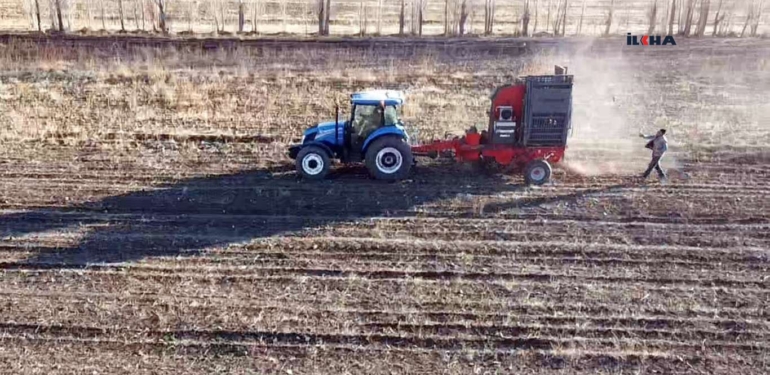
{"left": 0, "top": 35, "right": 768, "bottom": 374}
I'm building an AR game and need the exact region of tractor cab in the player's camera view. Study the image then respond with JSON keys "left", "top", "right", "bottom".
{"left": 288, "top": 90, "right": 413, "bottom": 181}
{"left": 346, "top": 90, "right": 406, "bottom": 160}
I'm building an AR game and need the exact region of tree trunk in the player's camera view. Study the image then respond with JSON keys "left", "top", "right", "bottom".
{"left": 752, "top": 0, "right": 764, "bottom": 36}
{"left": 712, "top": 0, "right": 723, "bottom": 36}
{"left": 377, "top": 0, "right": 382, "bottom": 35}
{"left": 546, "top": 0, "right": 551, "bottom": 33}
{"left": 604, "top": 0, "right": 614, "bottom": 35}
{"left": 119, "top": 0, "right": 126, "bottom": 31}
{"left": 445, "top": 0, "right": 450, "bottom": 35}
{"left": 533, "top": 0, "right": 538, "bottom": 33}
{"left": 577, "top": 0, "right": 585, "bottom": 34}
{"left": 486, "top": 0, "right": 496, "bottom": 34}
{"left": 324, "top": 0, "right": 331, "bottom": 34}
{"left": 668, "top": 0, "right": 676, "bottom": 34}
{"left": 253, "top": 0, "right": 259, "bottom": 33}
{"left": 682, "top": 0, "right": 695, "bottom": 35}
{"left": 100, "top": 0, "right": 106, "bottom": 30}
{"left": 523, "top": 0, "right": 531, "bottom": 36}
{"left": 648, "top": 0, "right": 658, "bottom": 34}
{"left": 318, "top": 0, "right": 324, "bottom": 35}
{"left": 561, "top": 0, "right": 568, "bottom": 36}
{"left": 34, "top": 0, "right": 42, "bottom": 31}
{"left": 696, "top": 0, "right": 709, "bottom": 36}
{"left": 55, "top": 0, "right": 64, "bottom": 32}
{"left": 399, "top": 0, "right": 405, "bottom": 35}
{"left": 158, "top": 0, "right": 167, "bottom": 34}
{"left": 459, "top": 0, "right": 468, "bottom": 35}
{"left": 419, "top": 0, "right": 424, "bottom": 36}
{"left": 238, "top": 0, "right": 245, "bottom": 33}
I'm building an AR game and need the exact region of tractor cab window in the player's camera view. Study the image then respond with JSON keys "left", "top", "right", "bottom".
{"left": 352, "top": 104, "right": 399, "bottom": 139}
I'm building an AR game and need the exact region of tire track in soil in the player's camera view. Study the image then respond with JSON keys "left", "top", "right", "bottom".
{"left": 0, "top": 322, "right": 766, "bottom": 354}
{"left": 2, "top": 290, "right": 766, "bottom": 322}
{"left": 2, "top": 263, "right": 767, "bottom": 290}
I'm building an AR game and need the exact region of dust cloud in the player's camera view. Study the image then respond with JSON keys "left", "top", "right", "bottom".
{"left": 545, "top": 39, "right": 664, "bottom": 177}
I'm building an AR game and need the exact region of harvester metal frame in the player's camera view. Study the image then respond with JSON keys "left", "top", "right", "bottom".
{"left": 411, "top": 66, "right": 573, "bottom": 185}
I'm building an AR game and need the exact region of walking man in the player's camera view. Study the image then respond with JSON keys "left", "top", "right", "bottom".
{"left": 640, "top": 128, "right": 668, "bottom": 180}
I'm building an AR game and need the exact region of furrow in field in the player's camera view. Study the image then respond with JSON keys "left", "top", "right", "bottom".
{"left": 0, "top": 337, "right": 745, "bottom": 375}
{"left": 2, "top": 289, "right": 765, "bottom": 324}
{"left": 2, "top": 263, "right": 767, "bottom": 290}
{"left": 1, "top": 272, "right": 766, "bottom": 318}
{"left": 1, "top": 294, "right": 766, "bottom": 344}
{"left": 0, "top": 323, "right": 767, "bottom": 355}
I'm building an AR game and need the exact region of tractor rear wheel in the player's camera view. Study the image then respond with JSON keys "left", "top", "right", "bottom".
{"left": 524, "top": 159, "right": 552, "bottom": 185}
{"left": 365, "top": 136, "right": 413, "bottom": 181}
{"left": 296, "top": 146, "right": 330, "bottom": 180}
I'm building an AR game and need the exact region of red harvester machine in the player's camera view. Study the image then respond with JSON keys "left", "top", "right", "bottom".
{"left": 411, "top": 65, "right": 573, "bottom": 185}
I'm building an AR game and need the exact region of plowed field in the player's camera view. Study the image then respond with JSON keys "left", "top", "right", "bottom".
{"left": 0, "top": 35, "right": 768, "bottom": 374}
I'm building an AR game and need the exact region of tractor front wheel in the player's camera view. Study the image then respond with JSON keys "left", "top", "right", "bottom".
{"left": 296, "top": 146, "right": 331, "bottom": 180}
{"left": 524, "top": 159, "right": 552, "bottom": 186}
{"left": 365, "top": 136, "right": 413, "bottom": 181}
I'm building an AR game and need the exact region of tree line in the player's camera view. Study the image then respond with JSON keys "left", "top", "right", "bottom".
{"left": 23, "top": 0, "right": 766, "bottom": 38}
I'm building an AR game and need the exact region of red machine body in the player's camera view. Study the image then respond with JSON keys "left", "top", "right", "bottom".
{"left": 411, "top": 70, "right": 573, "bottom": 182}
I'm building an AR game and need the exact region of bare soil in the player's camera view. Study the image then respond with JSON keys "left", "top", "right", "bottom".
{"left": 0, "top": 35, "right": 768, "bottom": 374}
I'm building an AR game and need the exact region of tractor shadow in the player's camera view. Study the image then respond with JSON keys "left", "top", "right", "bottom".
{"left": 1, "top": 161, "right": 633, "bottom": 269}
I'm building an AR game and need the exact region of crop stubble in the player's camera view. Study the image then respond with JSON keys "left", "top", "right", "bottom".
{"left": 0, "top": 36, "right": 768, "bottom": 373}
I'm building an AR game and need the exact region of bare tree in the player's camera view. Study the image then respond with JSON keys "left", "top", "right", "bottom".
{"left": 54, "top": 0, "right": 64, "bottom": 32}
{"left": 682, "top": 0, "right": 696, "bottom": 35}
{"left": 656, "top": 0, "right": 666, "bottom": 33}
{"left": 523, "top": 0, "right": 531, "bottom": 36}
{"left": 604, "top": 0, "right": 615, "bottom": 35}
{"left": 144, "top": 0, "right": 169, "bottom": 33}
{"left": 712, "top": 0, "right": 725, "bottom": 35}
{"left": 418, "top": 0, "right": 426, "bottom": 36}
{"left": 561, "top": 0, "right": 568, "bottom": 36}
{"left": 359, "top": 0, "right": 367, "bottom": 36}
{"left": 648, "top": 0, "right": 658, "bottom": 34}
{"left": 99, "top": 0, "right": 106, "bottom": 30}
{"left": 325, "top": 0, "right": 331, "bottom": 34}
{"left": 695, "top": 0, "right": 710, "bottom": 36}
{"left": 377, "top": 0, "right": 383, "bottom": 35}
{"left": 533, "top": 0, "right": 539, "bottom": 33}
{"left": 318, "top": 0, "right": 325, "bottom": 34}
{"left": 668, "top": 0, "right": 676, "bottom": 35}
{"left": 399, "top": 0, "right": 406, "bottom": 34}
{"left": 751, "top": 0, "right": 764, "bottom": 36}
{"left": 445, "top": 0, "right": 450, "bottom": 35}
{"left": 34, "top": 0, "right": 42, "bottom": 32}
{"left": 459, "top": 0, "right": 469, "bottom": 35}
{"left": 238, "top": 0, "right": 245, "bottom": 33}
{"left": 119, "top": 0, "right": 126, "bottom": 31}
{"left": 484, "top": 0, "right": 495, "bottom": 34}
{"left": 552, "top": 0, "right": 563, "bottom": 35}
{"left": 545, "top": 0, "right": 552, "bottom": 33}
{"left": 715, "top": 0, "right": 733, "bottom": 35}
{"left": 576, "top": 0, "right": 585, "bottom": 34}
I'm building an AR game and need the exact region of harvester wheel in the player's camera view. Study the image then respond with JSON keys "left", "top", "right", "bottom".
{"left": 365, "top": 136, "right": 413, "bottom": 181}
{"left": 524, "top": 160, "right": 552, "bottom": 186}
{"left": 296, "top": 146, "right": 330, "bottom": 180}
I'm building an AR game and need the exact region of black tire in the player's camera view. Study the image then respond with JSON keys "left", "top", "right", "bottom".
{"left": 365, "top": 136, "right": 413, "bottom": 181}
{"left": 524, "top": 159, "right": 552, "bottom": 185}
{"left": 296, "top": 146, "right": 331, "bottom": 180}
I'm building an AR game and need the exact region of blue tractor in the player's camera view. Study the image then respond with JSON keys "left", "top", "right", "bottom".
{"left": 288, "top": 90, "right": 414, "bottom": 181}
